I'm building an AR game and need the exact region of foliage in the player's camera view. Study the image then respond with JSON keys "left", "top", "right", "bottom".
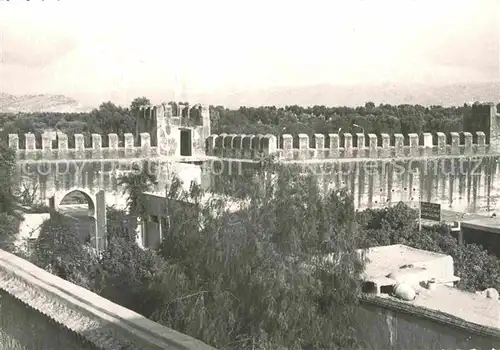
{"left": 0, "top": 142, "right": 19, "bottom": 215}
{"left": 106, "top": 206, "right": 137, "bottom": 242}
{"left": 0, "top": 213, "right": 21, "bottom": 251}
{"left": 94, "top": 235, "right": 167, "bottom": 313}
{"left": 117, "top": 161, "right": 157, "bottom": 218}
{"left": 209, "top": 103, "right": 476, "bottom": 138}
{"left": 147, "top": 165, "right": 365, "bottom": 349}
{"left": 0, "top": 141, "right": 21, "bottom": 252}
{"left": 452, "top": 243, "right": 500, "bottom": 292}
{"left": 130, "top": 97, "right": 151, "bottom": 118}
{"left": 30, "top": 213, "right": 98, "bottom": 290}
{"left": 358, "top": 202, "right": 500, "bottom": 294}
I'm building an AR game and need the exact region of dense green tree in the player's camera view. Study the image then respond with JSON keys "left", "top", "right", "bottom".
{"left": 0, "top": 141, "right": 22, "bottom": 252}
{"left": 0, "top": 142, "right": 18, "bottom": 215}
{"left": 130, "top": 97, "right": 151, "bottom": 118}
{"left": 106, "top": 206, "right": 137, "bottom": 242}
{"left": 88, "top": 102, "right": 135, "bottom": 137}
{"left": 117, "top": 161, "right": 157, "bottom": 219}
{"left": 94, "top": 234, "right": 167, "bottom": 313}
{"left": 30, "top": 213, "right": 98, "bottom": 290}
{"left": 146, "top": 164, "right": 366, "bottom": 349}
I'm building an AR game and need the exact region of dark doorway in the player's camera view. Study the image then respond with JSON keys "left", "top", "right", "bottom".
{"left": 180, "top": 129, "right": 192, "bottom": 156}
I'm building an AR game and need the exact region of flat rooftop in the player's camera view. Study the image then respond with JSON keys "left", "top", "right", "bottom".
{"left": 359, "top": 244, "right": 450, "bottom": 280}
{"left": 360, "top": 244, "right": 500, "bottom": 333}
{"left": 374, "top": 284, "right": 500, "bottom": 331}
{"left": 441, "top": 209, "right": 498, "bottom": 221}
{"left": 460, "top": 217, "right": 500, "bottom": 234}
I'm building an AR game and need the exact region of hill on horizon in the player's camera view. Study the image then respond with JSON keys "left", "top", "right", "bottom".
{"left": 0, "top": 93, "right": 92, "bottom": 113}
{"left": 1, "top": 82, "right": 498, "bottom": 112}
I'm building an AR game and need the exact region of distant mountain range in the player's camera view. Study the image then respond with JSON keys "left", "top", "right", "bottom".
{"left": 0, "top": 93, "right": 92, "bottom": 113}
{"left": 1, "top": 82, "right": 499, "bottom": 112}
{"left": 198, "top": 82, "right": 500, "bottom": 108}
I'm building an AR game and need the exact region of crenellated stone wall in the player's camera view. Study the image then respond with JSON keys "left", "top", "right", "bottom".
{"left": 8, "top": 102, "right": 211, "bottom": 161}
{"left": 4, "top": 101, "right": 211, "bottom": 224}
{"left": 206, "top": 103, "right": 499, "bottom": 161}
{"left": 5, "top": 102, "right": 500, "bottom": 222}
{"left": 206, "top": 131, "right": 489, "bottom": 160}
{"left": 9, "top": 132, "right": 157, "bottom": 161}
{"left": 202, "top": 103, "right": 500, "bottom": 215}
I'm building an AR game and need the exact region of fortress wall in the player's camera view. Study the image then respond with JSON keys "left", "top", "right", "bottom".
{"left": 206, "top": 103, "right": 499, "bottom": 161}
{"left": 206, "top": 131, "right": 488, "bottom": 160}
{"left": 205, "top": 156, "right": 500, "bottom": 215}
{"left": 9, "top": 132, "right": 157, "bottom": 160}
{"left": 18, "top": 160, "right": 201, "bottom": 208}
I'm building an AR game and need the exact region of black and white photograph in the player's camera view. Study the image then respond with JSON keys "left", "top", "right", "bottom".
{"left": 0, "top": 0, "right": 499, "bottom": 348}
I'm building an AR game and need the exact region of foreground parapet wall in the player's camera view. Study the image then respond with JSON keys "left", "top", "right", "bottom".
{"left": 8, "top": 132, "right": 157, "bottom": 161}
{"left": 206, "top": 131, "right": 490, "bottom": 161}
{"left": 0, "top": 249, "right": 215, "bottom": 350}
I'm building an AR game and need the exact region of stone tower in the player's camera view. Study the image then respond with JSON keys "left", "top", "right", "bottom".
{"left": 138, "top": 102, "right": 210, "bottom": 157}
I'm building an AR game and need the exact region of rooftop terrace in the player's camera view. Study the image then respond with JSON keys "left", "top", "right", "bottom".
{"left": 359, "top": 244, "right": 500, "bottom": 338}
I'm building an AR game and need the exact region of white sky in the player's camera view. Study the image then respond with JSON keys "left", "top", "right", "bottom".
{"left": 0, "top": 0, "right": 499, "bottom": 106}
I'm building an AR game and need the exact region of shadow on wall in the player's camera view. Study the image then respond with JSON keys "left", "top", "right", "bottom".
{"left": 354, "top": 301, "right": 499, "bottom": 349}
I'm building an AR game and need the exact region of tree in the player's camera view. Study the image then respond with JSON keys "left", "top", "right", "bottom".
{"left": 0, "top": 141, "right": 22, "bottom": 252}
{"left": 147, "top": 163, "right": 366, "bottom": 349}
{"left": 453, "top": 243, "right": 500, "bottom": 292}
{"left": 130, "top": 97, "right": 151, "bottom": 118}
{"left": 0, "top": 142, "right": 18, "bottom": 215}
{"left": 106, "top": 206, "right": 137, "bottom": 242}
{"left": 89, "top": 102, "right": 135, "bottom": 137}
{"left": 117, "top": 161, "right": 157, "bottom": 220}
{"left": 94, "top": 234, "right": 167, "bottom": 313}
{"left": 30, "top": 213, "right": 98, "bottom": 289}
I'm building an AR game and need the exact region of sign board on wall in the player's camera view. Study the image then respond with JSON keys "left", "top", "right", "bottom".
{"left": 420, "top": 202, "right": 441, "bottom": 221}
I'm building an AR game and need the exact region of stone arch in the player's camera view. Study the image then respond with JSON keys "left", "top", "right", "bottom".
{"left": 57, "top": 189, "right": 96, "bottom": 218}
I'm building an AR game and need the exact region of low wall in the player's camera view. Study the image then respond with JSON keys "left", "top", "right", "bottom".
{"left": 0, "top": 289, "right": 99, "bottom": 350}
{"left": 0, "top": 249, "right": 216, "bottom": 350}
{"left": 356, "top": 295, "right": 500, "bottom": 349}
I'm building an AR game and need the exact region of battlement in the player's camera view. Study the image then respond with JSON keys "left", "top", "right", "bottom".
{"left": 138, "top": 102, "right": 210, "bottom": 127}
{"left": 206, "top": 131, "right": 491, "bottom": 160}
{"left": 137, "top": 102, "right": 211, "bottom": 150}
{"left": 8, "top": 132, "right": 157, "bottom": 160}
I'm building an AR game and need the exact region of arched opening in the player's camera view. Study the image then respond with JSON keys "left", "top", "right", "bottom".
{"left": 58, "top": 190, "right": 96, "bottom": 245}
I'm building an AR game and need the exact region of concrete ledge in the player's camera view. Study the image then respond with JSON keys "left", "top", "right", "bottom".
{"left": 360, "top": 293, "right": 500, "bottom": 340}
{"left": 0, "top": 249, "right": 215, "bottom": 350}
{"left": 461, "top": 220, "right": 500, "bottom": 235}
